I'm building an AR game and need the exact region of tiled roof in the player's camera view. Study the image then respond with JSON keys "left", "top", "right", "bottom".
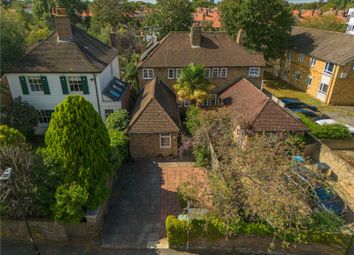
{"left": 128, "top": 78, "right": 181, "bottom": 134}
{"left": 9, "top": 26, "right": 118, "bottom": 73}
{"left": 219, "top": 78, "right": 308, "bottom": 132}
{"left": 193, "top": 8, "right": 221, "bottom": 28}
{"left": 138, "top": 31, "right": 265, "bottom": 68}
{"left": 290, "top": 26, "right": 354, "bottom": 65}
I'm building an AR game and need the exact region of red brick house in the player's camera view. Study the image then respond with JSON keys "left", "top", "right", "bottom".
{"left": 219, "top": 78, "right": 307, "bottom": 143}
{"left": 128, "top": 78, "right": 181, "bottom": 159}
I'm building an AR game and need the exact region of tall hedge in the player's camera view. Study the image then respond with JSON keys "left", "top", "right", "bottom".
{"left": 44, "top": 95, "right": 111, "bottom": 213}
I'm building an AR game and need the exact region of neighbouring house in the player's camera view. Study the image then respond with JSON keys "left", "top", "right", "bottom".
{"left": 5, "top": 8, "right": 131, "bottom": 134}
{"left": 219, "top": 78, "right": 308, "bottom": 144}
{"left": 138, "top": 24, "right": 265, "bottom": 107}
{"left": 128, "top": 77, "right": 181, "bottom": 159}
{"left": 193, "top": 7, "right": 221, "bottom": 30}
{"left": 272, "top": 26, "right": 354, "bottom": 106}
{"left": 346, "top": 8, "right": 354, "bottom": 34}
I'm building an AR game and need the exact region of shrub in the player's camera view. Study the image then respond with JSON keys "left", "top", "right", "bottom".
{"left": 109, "top": 130, "right": 129, "bottom": 171}
{"left": 308, "top": 210, "right": 345, "bottom": 232}
{"left": 299, "top": 114, "right": 352, "bottom": 139}
{"left": 193, "top": 145, "right": 210, "bottom": 167}
{"left": 185, "top": 105, "right": 204, "bottom": 136}
{"left": 54, "top": 183, "right": 88, "bottom": 223}
{"left": 0, "top": 97, "right": 38, "bottom": 139}
{"left": 166, "top": 215, "right": 189, "bottom": 246}
{"left": 44, "top": 95, "right": 111, "bottom": 214}
{"left": 106, "top": 109, "right": 130, "bottom": 131}
{"left": 0, "top": 125, "right": 26, "bottom": 145}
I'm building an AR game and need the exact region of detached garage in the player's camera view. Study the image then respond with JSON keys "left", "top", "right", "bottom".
{"left": 128, "top": 78, "right": 181, "bottom": 159}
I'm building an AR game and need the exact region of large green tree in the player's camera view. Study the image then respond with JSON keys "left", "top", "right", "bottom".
{"left": 173, "top": 63, "right": 214, "bottom": 105}
{"left": 220, "top": 0, "right": 294, "bottom": 60}
{"left": 145, "top": 0, "right": 193, "bottom": 39}
{"left": 0, "top": 9, "right": 26, "bottom": 72}
{"left": 44, "top": 95, "right": 111, "bottom": 219}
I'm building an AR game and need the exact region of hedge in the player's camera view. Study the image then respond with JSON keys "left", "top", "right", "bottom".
{"left": 165, "top": 215, "right": 353, "bottom": 249}
{"left": 299, "top": 114, "right": 352, "bottom": 139}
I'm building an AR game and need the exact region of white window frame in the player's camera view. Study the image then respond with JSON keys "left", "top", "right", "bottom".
{"left": 324, "top": 62, "right": 334, "bottom": 75}
{"left": 204, "top": 68, "right": 211, "bottom": 78}
{"left": 306, "top": 75, "right": 312, "bottom": 87}
{"left": 28, "top": 76, "right": 44, "bottom": 92}
{"left": 310, "top": 57, "right": 317, "bottom": 67}
{"left": 294, "top": 71, "right": 301, "bottom": 80}
{"left": 104, "top": 109, "right": 114, "bottom": 119}
{"left": 142, "top": 68, "right": 154, "bottom": 79}
{"left": 68, "top": 76, "right": 83, "bottom": 92}
{"left": 212, "top": 68, "right": 219, "bottom": 78}
{"left": 160, "top": 133, "right": 171, "bottom": 149}
{"left": 38, "top": 110, "right": 52, "bottom": 124}
{"left": 339, "top": 72, "right": 347, "bottom": 79}
{"left": 319, "top": 82, "right": 329, "bottom": 95}
{"left": 176, "top": 68, "right": 182, "bottom": 79}
{"left": 298, "top": 53, "right": 305, "bottom": 62}
{"left": 210, "top": 94, "right": 217, "bottom": 106}
{"left": 248, "top": 67, "right": 260, "bottom": 78}
{"left": 167, "top": 68, "right": 175, "bottom": 79}
{"left": 220, "top": 68, "right": 228, "bottom": 78}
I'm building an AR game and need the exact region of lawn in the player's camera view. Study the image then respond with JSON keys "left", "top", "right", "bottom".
{"left": 263, "top": 79, "right": 354, "bottom": 118}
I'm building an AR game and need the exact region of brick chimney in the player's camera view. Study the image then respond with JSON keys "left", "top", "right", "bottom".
{"left": 52, "top": 8, "right": 73, "bottom": 41}
{"left": 190, "top": 23, "right": 201, "bottom": 48}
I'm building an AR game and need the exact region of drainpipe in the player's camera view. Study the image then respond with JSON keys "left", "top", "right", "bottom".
{"left": 93, "top": 73, "right": 102, "bottom": 117}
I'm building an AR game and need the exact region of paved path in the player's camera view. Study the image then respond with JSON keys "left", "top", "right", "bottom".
{"left": 102, "top": 160, "right": 161, "bottom": 249}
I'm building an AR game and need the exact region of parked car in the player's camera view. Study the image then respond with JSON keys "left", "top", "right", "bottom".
{"left": 315, "top": 186, "right": 346, "bottom": 216}
{"left": 316, "top": 119, "right": 354, "bottom": 135}
{"left": 290, "top": 108, "right": 320, "bottom": 118}
{"left": 281, "top": 98, "right": 318, "bottom": 111}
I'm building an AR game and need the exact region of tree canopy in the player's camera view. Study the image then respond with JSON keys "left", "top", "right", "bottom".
{"left": 173, "top": 63, "right": 214, "bottom": 105}
{"left": 220, "top": 0, "right": 294, "bottom": 60}
{"left": 144, "top": 0, "right": 193, "bottom": 39}
{"left": 44, "top": 95, "right": 111, "bottom": 217}
{"left": 298, "top": 15, "right": 347, "bottom": 32}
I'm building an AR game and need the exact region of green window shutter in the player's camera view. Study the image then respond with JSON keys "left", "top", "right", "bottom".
{"left": 60, "top": 76, "right": 69, "bottom": 94}
{"left": 41, "top": 76, "right": 50, "bottom": 94}
{"left": 19, "top": 76, "right": 29, "bottom": 95}
{"left": 81, "top": 76, "right": 89, "bottom": 94}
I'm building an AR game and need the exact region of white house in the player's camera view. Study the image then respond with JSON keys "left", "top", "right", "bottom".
{"left": 5, "top": 8, "right": 131, "bottom": 134}
{"left": 346, "top": 8, "right": 354, "bottom": 35}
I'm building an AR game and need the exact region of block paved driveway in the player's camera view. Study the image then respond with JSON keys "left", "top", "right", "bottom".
{"left": 102, "top": 160, "right": 162, "bottom": 248}
{"left": 102, "top": 160, "right": 208, "bottom": 249}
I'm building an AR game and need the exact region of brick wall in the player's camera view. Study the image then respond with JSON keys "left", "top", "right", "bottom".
{"left": 129, "top": 133, "right": 179, "bottom": 158}
{"left": 175, "top": 236, "right": 346, "bottom": 255}
{"left": 138, "top": 67, "right": 264, "bottom": 93}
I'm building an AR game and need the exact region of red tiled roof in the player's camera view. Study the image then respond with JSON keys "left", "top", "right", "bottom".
{"left": 219, "top": 78, "right": 308, "bottom": 133}
{"left": 193, "top": 7, "right": 221, "bottom": 29}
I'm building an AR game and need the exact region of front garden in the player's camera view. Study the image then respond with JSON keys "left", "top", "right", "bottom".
{"left": 0, "top": 95, "right": 129, "bottom": 225}
{"left": 166, "top": 106, "right": 354, "bottom": 252}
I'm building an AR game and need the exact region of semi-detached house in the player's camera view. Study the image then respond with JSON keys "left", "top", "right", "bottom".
{"left": 138, "top": 25, "right": 266, "bottom": 107}
{"left": 5, "top": 8, "right": 130, "bottom": 134}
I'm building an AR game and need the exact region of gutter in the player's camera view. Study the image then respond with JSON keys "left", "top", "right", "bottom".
{"left": 93, "top": 73, "right": 102, "bottom": 117}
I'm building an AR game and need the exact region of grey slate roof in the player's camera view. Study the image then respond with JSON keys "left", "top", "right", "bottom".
{"left": 9, "top": 26, "right": 118, "bottom": 73}
{"left": 290, "top": 26, "right": 354, "bottom": 65}
{"left": 138, "top": 31, "right": 266, "bottom": 68}
{"left": 128, "top": 78, "right": 181, "bottom": 134}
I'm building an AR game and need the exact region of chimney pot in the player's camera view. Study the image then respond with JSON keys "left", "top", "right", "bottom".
{"left": 190, "top": 24, "right": 201, "bottom": 48}
{"left": 52, "top": 7, "right": 73, "bottom": 41}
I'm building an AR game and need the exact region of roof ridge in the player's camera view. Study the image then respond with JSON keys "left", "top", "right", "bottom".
{"left": 293, "top": 25, "right": 353, "bottom": 36}
{"left": 249, "top": 97, "right": 270, "bottom": 127}
{"left": 153, "top": 97, "right": 180, "bottom": 131}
